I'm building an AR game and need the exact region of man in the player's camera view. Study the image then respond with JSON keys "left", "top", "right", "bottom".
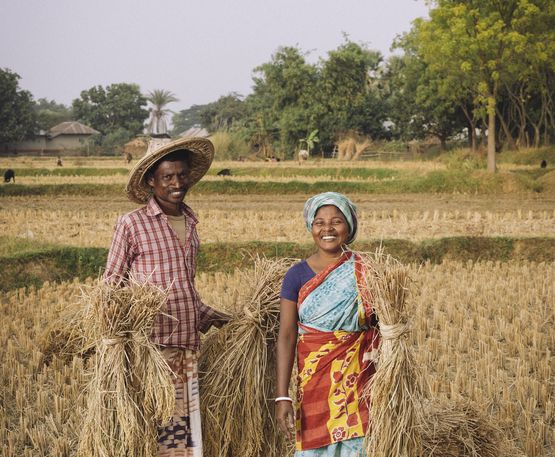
{"left": 105, "top": 136, "right": 228, "bottom": 457}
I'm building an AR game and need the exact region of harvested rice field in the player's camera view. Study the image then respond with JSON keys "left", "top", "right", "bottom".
{"left": 1, "top": 155, "right": 553, "bottom": 456}
{"left": 0, "top": 261, "right": 552, "bottom": 456}
{"left": 1, "top": 194, "right": 554, "bottom": 247}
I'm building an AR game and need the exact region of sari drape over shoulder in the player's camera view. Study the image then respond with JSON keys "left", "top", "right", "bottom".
{"left": 295, "top": 252, "right": 379, "bottom": 452}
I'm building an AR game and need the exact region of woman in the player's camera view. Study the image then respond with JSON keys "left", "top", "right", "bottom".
{"left": 276, "top": 192, "right": 379, "bottom": 457}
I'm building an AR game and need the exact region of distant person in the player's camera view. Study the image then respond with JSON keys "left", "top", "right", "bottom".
{"left": 540, "top": 159, "right": 547, "bottom": 169}
{"left": 104, "top": 137, "right": 230, "bottom": 456}
{"left": 57, "top": 156, "right": 63, "bottom": 167}
{"left": 3, "top": 169, "right": 15, "bottom": 183}
{"left": 126, "top": 151, "right": 133, "bottom": 164}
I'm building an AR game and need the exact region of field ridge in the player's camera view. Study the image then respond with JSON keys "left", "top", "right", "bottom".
{"left": 1, "top": 236, "right": 553, "bottom": 291}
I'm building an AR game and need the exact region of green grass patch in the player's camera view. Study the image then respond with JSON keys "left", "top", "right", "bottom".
{"left": 6, "top": 167, "right": 130, "bottom": 177}
{"left": 207, "top": 167, "right": 400, "bottom": 179}
{"left": 0, "top": 169, "right": 539, "bottom": 196}
{"left": 0, "top": 183, "right": 124, "bottom": 197}
{"left": 1, "top": 237, "right": 553, "bottom": 291}
{"left": 497, "top": 146, "right": 555, "bottom": 165}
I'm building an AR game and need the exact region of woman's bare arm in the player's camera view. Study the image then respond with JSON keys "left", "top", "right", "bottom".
{"left": 276, "top": 297, "right": 298, "bottom": 439}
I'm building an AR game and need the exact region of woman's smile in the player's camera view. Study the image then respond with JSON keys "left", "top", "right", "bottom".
{"left": 311, "top": 205, "right": 349, "bottom": 254}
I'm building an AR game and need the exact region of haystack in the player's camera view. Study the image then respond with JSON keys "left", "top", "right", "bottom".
{"left": 123, "top": 136, "right": 149, "bottom": 158}
{"left": 76, "top": 278, "right": 174, "bottom": 457}
{"left": 199, "top": 257, "right": 294, "bottom": 457}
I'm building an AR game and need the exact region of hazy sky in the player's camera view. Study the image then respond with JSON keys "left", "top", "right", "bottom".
{"left": 1, "top": 0, "right": 429, "bottom": 112}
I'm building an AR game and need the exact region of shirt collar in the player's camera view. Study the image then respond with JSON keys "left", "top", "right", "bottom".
{"left": 146, "top": 196, "right": 198, "bottom": 223}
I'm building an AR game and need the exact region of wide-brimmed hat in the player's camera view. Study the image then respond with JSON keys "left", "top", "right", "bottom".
{"left": 126, "top": 136, "right": 214, "bottom": 204}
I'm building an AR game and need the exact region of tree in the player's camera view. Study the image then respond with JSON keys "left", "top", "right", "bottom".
{"left": 171, "top": 104, "right": 207, "bottom": 135}
{"left": 146, "top": 89, "right": 178, "bottom": 135}
{"left": 317, "top": 40, "right": 389, "bottom": 147}
{"left": 199, "top": 93, "right": 246, "bottom": 132}
{"left": 72, "top": 83, "right": 149, "bottom": 139}
{"left": 34, "top": 98, "right": 73, "bottom": 131}
{"left": 387, "top": 31, "right": 468, "bottom": 149}
{"left": 0, "top": 68, "right": 36, "bottom": 146}
{"left": 417, "top": 0, "right": 551, "bottom": 171}
{"left": 246, "top": 46, "right": 319, "bottom": 155}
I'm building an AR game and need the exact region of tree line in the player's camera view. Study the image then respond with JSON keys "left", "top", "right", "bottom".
{"left": 1, "top": 0, "right": 553, "bottom": 170}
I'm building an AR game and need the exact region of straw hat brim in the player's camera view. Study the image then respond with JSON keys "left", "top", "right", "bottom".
{"left": 126, "top": 137, "right": 214, "bottom": 204}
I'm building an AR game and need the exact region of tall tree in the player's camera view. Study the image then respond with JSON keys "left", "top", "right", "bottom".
{"left": 146, "top": 89, "right": 178, "bottom": 135}
{"left": 418, "top": 0, "right": 549, "bottom": 171}
{"left": 34, "top": 98, "right": 73, "bottom": 131}
{"left": 0, "top": 68, "right": 36, "bottom": 146}
{"left": 72, "top": 83, "right": 148, "bottom": 138}
{"left": 387, "top": 31, "right": 468, "bottom": 149}
{"left": 317, "top": 40, "right": 388, "bottom": 146}
{"left": 246, "top": 46, "right": 318, "bottom": 155}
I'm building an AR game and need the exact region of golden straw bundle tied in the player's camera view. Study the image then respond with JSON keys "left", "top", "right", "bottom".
{"left": 76, "top": 278, "right": 175, "bottom": 457}
{"left": 360, "top": 252, "right": 422, "bottom": 457}
{"left": 359, "top": 251, "right": 513, "bottom": 457}
{"left": 199, "top": 256, "right": 294, "bottom": 457}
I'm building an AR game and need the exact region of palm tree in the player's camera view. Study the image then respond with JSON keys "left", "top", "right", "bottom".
{"left": 146, "top": 89, "right": 178, "bottom": 135}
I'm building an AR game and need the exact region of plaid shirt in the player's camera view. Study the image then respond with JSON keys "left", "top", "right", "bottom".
{"left": 104, "top": 197, "right": 219, "bottom": 349}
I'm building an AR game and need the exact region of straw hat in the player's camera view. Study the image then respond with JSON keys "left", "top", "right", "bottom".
{"left": 126, "top": 136, "right": 214, "bottom": 204}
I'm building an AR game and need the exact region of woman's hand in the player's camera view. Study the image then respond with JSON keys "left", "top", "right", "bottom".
{"left": 276, "top": 400, "right": 295, "bottom": 440}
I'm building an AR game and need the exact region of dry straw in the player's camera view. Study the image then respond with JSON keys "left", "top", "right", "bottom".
{"left": 360, "top": 251, "right": 423, "bottom": 457}
{"left": 418, "top": 398, "right": 508, "bottom": 457}
{"left": 199, "top": 256, "right": 294, "bottom": 457}
{"left": 359, "top": 250, "right": 514, "bottom": 457}
{"left": 40, "top": 295, "right": 91, "bottom": 363}
{"left": 76, "top": 277, "right": 175, "bottom": 457}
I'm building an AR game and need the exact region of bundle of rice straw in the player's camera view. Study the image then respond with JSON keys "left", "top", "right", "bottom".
{"left": 359, "top": 251, "right": 510, "bottom": 457}
{"left": 418, "top": 398, "right": 505, "bottom": 457}
{"left": 199, "top": 256, "right": 294, "bottom": 457}
{"left": 359, "top": 251, "right": 423, "bottom": 457}
{"left": 76, "top": 277, "right": 175, "bottom": 457}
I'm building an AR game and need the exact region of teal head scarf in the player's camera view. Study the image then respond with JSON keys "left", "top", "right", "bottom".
{"left": 303, "top": 192, "right": 358, "bottom": 244}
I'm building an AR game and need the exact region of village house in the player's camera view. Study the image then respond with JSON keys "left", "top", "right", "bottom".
{"left": 7, "top": 121, "right": 99, "bottom": 154}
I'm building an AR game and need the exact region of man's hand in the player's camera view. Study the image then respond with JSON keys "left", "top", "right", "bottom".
{"left": 211, "top": 311, "right": 231, "bottom": 329}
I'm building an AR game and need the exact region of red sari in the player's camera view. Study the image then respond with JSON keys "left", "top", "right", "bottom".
{"left": 295, "top": 252, "right": 380, "bottom": 451}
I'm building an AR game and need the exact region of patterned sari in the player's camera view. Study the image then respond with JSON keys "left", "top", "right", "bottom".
{"left": 295, "top": 251, "right": 379, "bottom": 454}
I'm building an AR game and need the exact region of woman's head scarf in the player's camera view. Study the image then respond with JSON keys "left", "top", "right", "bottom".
{"left": 303, "top": 192, "right": 358, "bottom": 244}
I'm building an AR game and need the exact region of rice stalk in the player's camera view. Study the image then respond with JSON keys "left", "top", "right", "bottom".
{"left": 199, "top": 256, "right": 295, "bottom": 457}
{"left": 76, "top": 277, "right": 174, "bottom": 457}
{"left": 359, "top": 250, "right": 422, "bottom": 457}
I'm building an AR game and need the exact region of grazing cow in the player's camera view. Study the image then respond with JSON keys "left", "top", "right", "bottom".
{"left": 3, "top": 169, "right": 15, "bottom": 183}
{"left": 540, "top": 159, "right": 547, "bottom": 168}
{"left": 217, "top": 168, "right": 232, "bottom": 176}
